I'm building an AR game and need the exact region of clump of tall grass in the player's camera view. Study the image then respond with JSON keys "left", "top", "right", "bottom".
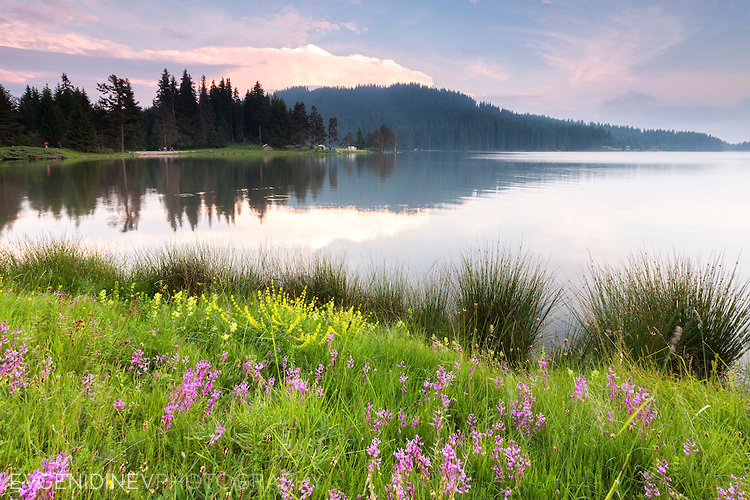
{"left": 0, "top": 239, "right": 121, "bottom": 294}
{"left": 277, "top": 252, "right": 359, "bottom": 309}
{"left": 574, "top": 251, "right": 750, "bottom": 377}
{"left": 453, "top": 244, "right": 562, "bottom": 365}
{"left": 129, "top": 244, "right": 250, "bottom": 297}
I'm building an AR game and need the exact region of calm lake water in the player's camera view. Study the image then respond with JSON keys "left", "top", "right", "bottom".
{"left": 2, "top": 151, "right": 750, "bottom": 291}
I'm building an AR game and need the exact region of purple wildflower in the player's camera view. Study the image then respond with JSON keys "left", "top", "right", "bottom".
{"left": 399, "top": 373, "right": 409, "bottom": 392}
{"left": 492, "top": 438, "right": 530, "bottom": 481}
{"left": 113, "top": 399, "right": 125, "bottom": 410}
{"left": 512, "top": 382, "right": 545, "bottom": 438}
{"left": 284, "top": 366, "right": 309, "bottom": 402}
{"left": 220, "top": 351, "right": 228, "bottom": 363}
{"left": 161, "top": 359, "right": 221, "bottom": 429}
{"left": 208, "top": 421, "right": 225, "bottom": 446}
{"left": 329, "top": 349, "right": 338, "bottom": 367}
{"left": 373, "top": 407, "right": 392, "bottom": 433}
{"left": 683, "top": 438, "right": 698, "bottom": 456}
{"left": 0, "top": 331, "right": 29, "bottom": 393}
{"left": 233, "top": 381, "right": 249, "bottom": 403}
{"left": 15, "top": 451, "right": 71, "bottom": 500}
{"left": 717, "top": 475, "right": 747, "bottom": 500}
{"left": 39, "top": 355, "right": 55, "bottom": 382}
{"left": 82, "top": 373, "right": 96, "bottom": 400}
{"left": 440, "top": 442, "right": 471, "bottom": 496}
{"left": 129, "top": 348, "right": 150, "bottom": 375}
{"left": 391, "top": 435, "right": 431, "bottom": 500}
{"left": 570, "top": 375, "right": 589, "bottom": 402}
{"left": 299, "top": 477, "right": 314, "bottom": 499}
{"left": 642, "top": 460, "right": 672, "bottom": 498}
{"left": 0, "top": 472, "right": 10, "bottom": 495}
{"left": 367, "top": 436, "right": 382, "bottom": 472}
{"left": 278, "top": 470, "right": 294, "bottom": 500}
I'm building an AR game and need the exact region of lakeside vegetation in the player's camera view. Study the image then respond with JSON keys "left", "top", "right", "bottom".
{"left": 2, "top": 71, "right": 743, "bottom": 159}
{"left": 0, "top": 241, "right": 748, "bottom": 498}
{"left": 0, "top": 71, "right": 396, "bottom": 158}
{"left": 0, "top": 142, "right": 371, "bottom": 162}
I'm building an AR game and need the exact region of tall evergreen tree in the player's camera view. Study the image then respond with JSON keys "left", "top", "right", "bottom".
{"left": 290, "top": 101, "right": 308, "bottom": 145}
{"left": 244, "top": 81, "right": 270, "bottom": 144}
{"left": 18, "top": 86, "right": 40, "bottom": 136}
{"left": 64, "top": 99, "right": 98, "bottom": 152}
{"left": 176, "top": 69, "right": 201, "bottom": 148}
{"left": 267, "top": 96, "right": 290, "bottom": 148}
{"left": 96, "top": 74, "right": 142, "bottom": 154}
{"left": 354, "top": 127, "right": 366, "bottom": 149}
{"left": 308, "top": 106, "right": 326, "bottom": 145}
{"left": 327, "top": 117, "right": 338, "bottom": 147}
{"left": 153, "top": 69, "right": 178, "bottom": 149}
{"left": 198, "top": 75, "right": 215, "bottom": 147}
{"left": 37, "top": 85, "right": 65, "bottom": 146}
{"left": 0, "top": 83, "right": 21, "bottom": 146}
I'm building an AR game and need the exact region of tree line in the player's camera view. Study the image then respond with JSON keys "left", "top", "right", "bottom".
{"left": 275, "top": 83, "right": 729, "bottom": 151}
{"left": 1, "top": 75, "right": 732, "bottom": 153}
{"left": 0, "top": 70, "right": 397, "bottom": 153}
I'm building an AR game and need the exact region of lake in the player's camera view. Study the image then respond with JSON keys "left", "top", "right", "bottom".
{"left": 2, "top": 150, "right": 750, "bottom": 292}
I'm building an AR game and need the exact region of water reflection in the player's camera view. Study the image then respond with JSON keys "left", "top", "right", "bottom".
{"left": 2, "top": 151, "right": 749, "bottom": 283}
{"left": 0, "top": 152, "right": 550, "bottom": 234}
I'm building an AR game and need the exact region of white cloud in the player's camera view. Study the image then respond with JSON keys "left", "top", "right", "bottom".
{"left": 0, "top": 15, "right": 432, "bottom": 93}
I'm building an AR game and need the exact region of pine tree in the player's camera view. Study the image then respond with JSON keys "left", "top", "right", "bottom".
{"left": 96, "top": 75, "right": 142, "bottom": 154}
{"left": 308, "top": 106, "right": 326, "bottom": 145}
{"left": 0, "top": 83, "right": 21, "bottom": 146}
{"left": 64, "top": 100, "right": 98, "bottom": 152}
{"left": 244, "top": 81, "right": 270, "bottom": 144}
{"left": 290, "top": 101, "right": 308, "bottom": 146}
{"left": 198, "top": 76, "right": 215, "bottom": 147}
{"left": 176, "top": 69, "right": 200, "bottom": 148}
{"left": 267, "top": 96, "right": 290, "bottom": 148}
{"left": 153, "top": 69, "right": 178, "bottom": 149}
{"left": 37, "top": 85, "right": 65, "bottom": 146}
{"left": 327, "top": 117, "right": 338, "bottom": 147}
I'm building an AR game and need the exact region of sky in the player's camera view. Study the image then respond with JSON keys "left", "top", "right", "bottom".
{"left": 1, "top": 0, "right": 750, "bottom": 143}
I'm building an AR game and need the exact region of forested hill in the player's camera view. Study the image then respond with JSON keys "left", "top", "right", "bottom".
{"left": 274, "top": 83, "right": 727, "bottom": 151}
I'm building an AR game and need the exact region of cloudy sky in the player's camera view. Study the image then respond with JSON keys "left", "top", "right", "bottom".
{"left": 2, "top": 0, "right": 749, "bottom": 142}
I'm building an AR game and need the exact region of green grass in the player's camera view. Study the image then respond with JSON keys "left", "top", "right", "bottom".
{"left": 453, "top": 243, "right": 563, "bottom": 365}
{"left": 0, "top": 143, "right": 369, "bottom": 163}
{"left": 0, "top": 274, "right": 747, "bottom": 499}
{"left": 574, "top": 251, "right": 750, "bottom": 377}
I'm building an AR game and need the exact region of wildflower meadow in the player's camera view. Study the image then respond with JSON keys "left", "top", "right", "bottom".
{"left": 0, "top": 243, "right": 748, "bottom": 499}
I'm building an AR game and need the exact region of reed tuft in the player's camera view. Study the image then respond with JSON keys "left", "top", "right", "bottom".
{"left": 574, "top": 251, "right": 750, "bottom": 377}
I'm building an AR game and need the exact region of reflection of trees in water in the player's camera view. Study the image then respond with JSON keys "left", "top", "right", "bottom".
{"left": 3, "top": 151, "right": 598, "bottom": 234}
{"left": 0, "top": 153, "right": 403, "bottom": 233}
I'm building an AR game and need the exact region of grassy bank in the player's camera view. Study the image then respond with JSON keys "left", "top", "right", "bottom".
{"left": 0, "top": 242, "right": 749, "bottom": 499}
{"left": 0, "top": 143, "right": 369, "bottom": 162}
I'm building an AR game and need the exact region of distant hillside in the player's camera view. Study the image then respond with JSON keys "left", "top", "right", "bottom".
{"left": 275, "top": 83, "right": 727, "bottom": 152}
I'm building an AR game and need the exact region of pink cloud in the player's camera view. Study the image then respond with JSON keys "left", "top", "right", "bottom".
{"left": 0, "top": 68, "right": 38, "bottom": 84}
{"left": 139, "top": 44, "right": 433, "bottom": 92}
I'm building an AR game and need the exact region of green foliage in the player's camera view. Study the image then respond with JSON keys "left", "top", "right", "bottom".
{"left": 275, "top": 83, "right": 728, "bottom": 151}
{"left": 0, "top": 279, "right": 747, "bottom": 499}
{"left": 574, "top": 251, "right": 750, "bottom": 377}
{"left": 0, "top": 239, "right": 122, "bottom": 295}
{"left": 454, "top": 244, "right": 563, "bottom": 365}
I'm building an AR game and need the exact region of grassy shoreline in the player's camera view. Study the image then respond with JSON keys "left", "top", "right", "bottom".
{"left": 0, "top": 143, "right": 371, "bottom": 162}
{"left": 0, "top": 241, "right": 748, "bottom": 498}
